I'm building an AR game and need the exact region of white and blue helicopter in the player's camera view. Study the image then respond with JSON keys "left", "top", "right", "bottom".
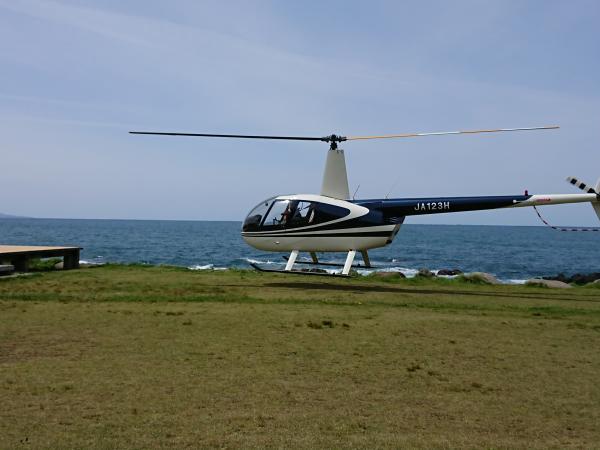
{"left": 131, "top": 126, "right": 600, "bottom": 276}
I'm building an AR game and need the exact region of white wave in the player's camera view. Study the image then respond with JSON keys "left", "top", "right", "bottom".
{"left": 501, "top": 279, "right": 527, "bottom": 285}
{"left": 79, "top": 259, "right": 104, "bottom": 266}
{"left": 244, "top": 258, "right": 277, "bottom": 265}
{"left": 188, "top": 264, "right": 227, "bottom": 271}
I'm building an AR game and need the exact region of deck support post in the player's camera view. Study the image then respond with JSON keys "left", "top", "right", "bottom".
{"left": 342, "top": 250, "right": 357, "bottom": 275}
{"left": 63, "top": 249, "right": 80, "bottom": 270}
{"left": 285, "top": 250, "right": 299, "bottom": 271}
{"left": 12, "top": 256, "right": 29, "bottom": 272}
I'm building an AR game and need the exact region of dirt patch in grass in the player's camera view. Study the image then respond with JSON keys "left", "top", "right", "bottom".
{"left": 0, "top": 334, "right": 94, "bottom": 364}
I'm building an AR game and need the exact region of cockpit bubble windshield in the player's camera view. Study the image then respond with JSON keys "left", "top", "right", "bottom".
{"left": 242, "top": 197, "right": 275, "bottom": 232}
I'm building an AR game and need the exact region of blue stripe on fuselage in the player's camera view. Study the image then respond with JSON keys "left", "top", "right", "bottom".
{"left": 352, "top": 195, "right": 532, "bottom": 216}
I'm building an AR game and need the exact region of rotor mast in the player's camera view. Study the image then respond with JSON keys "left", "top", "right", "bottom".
{"left": 317, "top": 134, "right": 350, "bottom": 199}
{"left": 321, "top": 141, "right": 350, "bottom": 200}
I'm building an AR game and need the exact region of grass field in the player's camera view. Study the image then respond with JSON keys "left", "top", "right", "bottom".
{"left": 1, "top": 265, "right": 600, "bottom": 449}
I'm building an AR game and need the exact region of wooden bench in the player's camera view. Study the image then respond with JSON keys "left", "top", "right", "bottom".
{"left": 0, "top": 246, "right": 81, "bottom": 271}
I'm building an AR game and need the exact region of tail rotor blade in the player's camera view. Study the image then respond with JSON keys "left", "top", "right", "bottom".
{"left": 566, "top": 176, "right": 597, "bottom": 194}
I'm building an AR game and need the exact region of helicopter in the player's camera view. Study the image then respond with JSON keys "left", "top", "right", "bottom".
{"left": 130, "top": 126, "right": 600, "bottom": 276}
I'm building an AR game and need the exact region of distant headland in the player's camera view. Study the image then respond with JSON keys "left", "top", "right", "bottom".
{"left": 0, "top": 212, "right": 27, "bottom": 219}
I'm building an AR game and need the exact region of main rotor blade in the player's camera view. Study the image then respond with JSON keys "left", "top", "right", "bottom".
{"left": 346, "top": 125, "right": 559, "bottom": 141}
{"left": 130, "top": 126, "right": 558, "bottom": 145}
{"left": 129, "top": 131, "right": 327, "bottom": 141}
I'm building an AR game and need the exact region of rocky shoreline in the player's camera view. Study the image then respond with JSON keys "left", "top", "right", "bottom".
{"left": 2, "top": 260, "right": 598, "bottom": 289}
{"left": 371, "top": 268, "right": 600, "bottom": 288}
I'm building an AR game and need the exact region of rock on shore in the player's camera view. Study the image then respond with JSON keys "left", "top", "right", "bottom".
{"left": 543, "top": 272, "right": 600, "bottom": 285}
{"left": 437, "top": 269, "right": 463, "bottom": 276}
{"left": 417, "top": 268, "right": 435, "bottom": 278}
{"left": 526, "top": 279, "right": 573, "bottom": 289}
{"left": 459, "top": 272, "right": 501, "bottom": 285}
{"left": 372, "top": 271, "right": 406, "bottom": 279}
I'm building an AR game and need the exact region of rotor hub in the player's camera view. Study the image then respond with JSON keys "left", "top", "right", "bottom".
{"left": 321, "top": 134, "right": 347, "bottom": 150}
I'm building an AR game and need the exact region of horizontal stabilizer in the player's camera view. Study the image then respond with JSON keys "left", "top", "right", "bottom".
{"left": 566, "top": 176, "right": 597, "bottom": 194}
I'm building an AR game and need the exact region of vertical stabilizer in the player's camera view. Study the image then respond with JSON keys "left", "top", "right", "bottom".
{"left": 321, "top": 148, "right": 350, "bottom": 199}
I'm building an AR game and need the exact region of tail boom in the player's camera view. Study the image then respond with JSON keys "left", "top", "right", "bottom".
{"left": 514, "top": 193, "right": 598, "bottom": 208}
{"left": 364, "top": 193, "right": 599, "bottom": 217}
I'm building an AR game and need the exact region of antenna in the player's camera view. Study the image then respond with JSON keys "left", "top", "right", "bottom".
{"left": 385, "top": 178, "right": 401, "bottom": 200}
{"left": 352, "top": 184, "right": 360, "bottom": 200}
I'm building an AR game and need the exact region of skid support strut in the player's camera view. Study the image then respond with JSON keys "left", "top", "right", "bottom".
{"left": 342, "top": 250, "right": 357, "bottom": 275}
{"left": 360, "top": 250, "right": 371, "bottom": 268}
{"left": 285, "top": 250, "right": 299, "bottom": 271}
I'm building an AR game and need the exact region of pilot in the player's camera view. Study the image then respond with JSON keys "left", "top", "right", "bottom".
{"left": 280, "top": 201, "right": 298, "bottom": 225}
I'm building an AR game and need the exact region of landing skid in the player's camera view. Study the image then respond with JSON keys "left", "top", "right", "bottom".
{"left": 249, "top": 262, "right": 349, "bottom": 277}
{"left": 282, "top": 256, "right": 377, "bottom": 269}
{"left": 252, "top": 249, "right": 365, "bottom": 276}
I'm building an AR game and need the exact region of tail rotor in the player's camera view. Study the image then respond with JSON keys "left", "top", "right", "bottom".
{"left": 595, "top": 177, "right": 600, "bottom": 222}
{"left": 566, "top": 176, "right": 598, "bottom": 194}
{"left": 566, "top": 176, "right": 600, "bottom": 222}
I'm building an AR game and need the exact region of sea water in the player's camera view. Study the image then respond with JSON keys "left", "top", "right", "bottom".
{"left": 0, "top": 218, "right": 598, "bottom": 282}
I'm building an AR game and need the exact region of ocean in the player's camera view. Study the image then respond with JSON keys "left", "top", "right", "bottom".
{"left": 0, "top": 218, "right": 598, "bottom": 283}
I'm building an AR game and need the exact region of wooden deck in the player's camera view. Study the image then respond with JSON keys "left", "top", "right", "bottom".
{"left": 0, "top": 245, "right": 81, "bottom": 271}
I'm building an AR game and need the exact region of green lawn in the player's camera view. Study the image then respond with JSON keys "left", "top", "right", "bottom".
{"left": 1, "top": 265, "right": 599, "bottom": 449}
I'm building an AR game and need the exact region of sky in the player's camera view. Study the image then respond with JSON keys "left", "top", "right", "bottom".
{"left": 1, "top": 0, "right": 599, "bottom": 225}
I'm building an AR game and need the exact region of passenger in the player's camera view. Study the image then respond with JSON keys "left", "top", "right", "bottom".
{"left": 307, "top": 204, "right": 316, "bottom": 224}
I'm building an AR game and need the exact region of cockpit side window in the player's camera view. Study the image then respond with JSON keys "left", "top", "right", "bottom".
{"left": 261, "top": 200, "right": 350, "bottom": 230}
{"left": 312, "top": 203, "right": 350, "bottom": 224}
{"left": 262, "top": 200, "right": 296, "bottom": 230}
{"left": 244, "top": 198, "right": 351, "bottom": 232}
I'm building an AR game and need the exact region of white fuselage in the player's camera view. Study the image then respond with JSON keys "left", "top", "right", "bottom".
{"left": 241, "top": 192, "right": 598, "bottom": 253}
